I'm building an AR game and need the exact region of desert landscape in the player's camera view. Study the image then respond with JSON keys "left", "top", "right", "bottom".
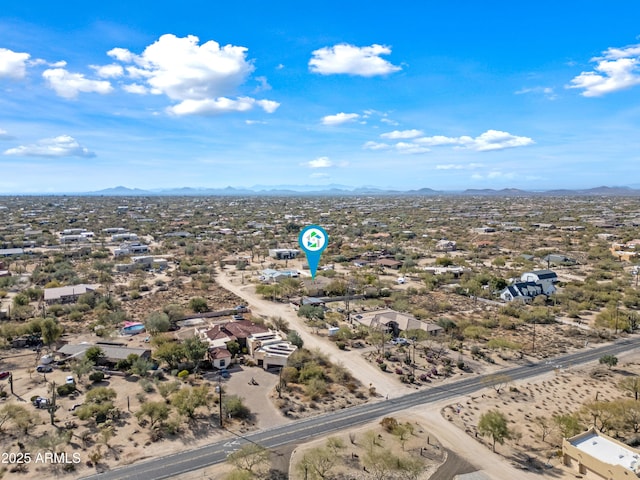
{"left": 0, "top": 194, "right": 639, "bottom": 480}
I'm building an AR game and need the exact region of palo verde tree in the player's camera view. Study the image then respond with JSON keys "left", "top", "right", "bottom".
{"left": 478, "top": 410, "right": 512, "bottom": 452}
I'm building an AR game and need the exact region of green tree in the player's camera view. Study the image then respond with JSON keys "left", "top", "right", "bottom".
{"left": 223, "top": 395, "right": 251, "bottom": 420}
{"left": 71, "top": 357, "right": 95, "bottom": 383}
{"left": 297, "top": 446, "right": 338, "bottom": 480}
{"left": 135, "top": 401, "right": 170, "bottom": 428}
{"left": 154, "top": 342, "right": 185, "bottom": 370}
{"left": 145, "top": 311, "right": 171, "bottom": 335}
{"left": 226, "top": 340, "right": 240, "bottom": 357}
{"left": 189, "top": 297, "right": 209, "bottom": 313}
{"left": 298, "top": 305, "right": 325, "bottom": 320}
{"left": 163, "top": 303, "right": 185, "bottom": 322}
{"left": 13, "top": 293, "right": 30, "bottom": 307}
{"left": 76, "top": 387, "right": 117, "bottom": 425}
{"left": 478, "top": 410, "right": 512, "bottom": 452}
{"left": 287, "top": 330, "right": 304, "bottom": 348}
{"left": 599, "top": 354, "right": 618, "bottom": 370}
{"left": 183, "top": 336, "right": 208, "bottom": 372}
{"left": 129, "top": 356, "right": 154, "bottom": 377}
{"left": 553, "top": 413, "right": 583, "bottom": 438}
{"left": 41, "top": 317, "right": 63, "bottom": 348}
{"left": 227, "top": 444, "right": 270, "bottom": 475}
{"left": 85, "top": 346, "right": 105, "bottom": 364}
{"left": 0, "top": 404, "right": 37, "bottom": 435}
{"left": 171, "top": 385, "right": 209, "bottom": 418}
{"left": 620, "top": 377, "right": 640, "bottom": 401}
{"left": 157, "top": 380, "right": 181, "bottom": 400}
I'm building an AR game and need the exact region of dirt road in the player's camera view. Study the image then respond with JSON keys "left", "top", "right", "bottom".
{"left": 215, "top": 270, "right": 402, "bottom": 398}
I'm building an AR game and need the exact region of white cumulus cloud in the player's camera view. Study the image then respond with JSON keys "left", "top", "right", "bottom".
{"left": 42, "top": 68, "right": 113, "bottom": 99}
{"left": 395, "top": 142, "right": 430, "bottom": 154}
{"left": 568, "top": 42, "right": 640, "bottom": 96}
{"left": 306, "top": 156, "right": 334, "bottom": 168}
{"left": 309, "top": 43, "right": 402, "bottom": 77}
{"left": 107, "top": 34, "right": 278, "bottom": 115}
{"left": 472, "top": 130, "right": 534, "bottom": 151}
{"left": 91, "top": 63, "right": 124, "bottom": 78}
{"left": 321, "top": 112, "right": 360, "bottom": 125}
{"left": 415, "top": 130, "right": 532, "bottom": 151}
{"left": 365, "top": 130, "right": 533, "bottom": 154}
{"left": 381, "top": 129, "right": 423, "bottom": 139}
{"left": 0, "top": 48, "right": 30, "bottom": 79}
{"left": 3, "top": 135, "right": 95, "bottom": 158}
{"left": 168, "top": 97, "right": 279, "bottom": 116}
{"left": 122, "top": 83, "right": 148, "bottom": 94}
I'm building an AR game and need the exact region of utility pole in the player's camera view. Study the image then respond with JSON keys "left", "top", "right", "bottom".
{"left": 216, "top": 376, "right": 224, "bottom": 428}
{"left": 532, "top": 320, "right": 536, "bottom": 354}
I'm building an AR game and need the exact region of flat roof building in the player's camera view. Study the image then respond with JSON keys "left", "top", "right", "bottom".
{"left": 563, "top": 427, "right": 640, "bottom": 479}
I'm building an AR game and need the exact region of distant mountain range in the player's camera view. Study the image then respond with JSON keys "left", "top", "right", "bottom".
{"left": 78, "top": 185, "right": 640, "bottom": 197}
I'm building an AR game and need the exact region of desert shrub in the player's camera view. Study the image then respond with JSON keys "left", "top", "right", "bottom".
{"left": 223, "top": 395, "right": 251, "bottom": 419}
{"left": 57, "top": 384, "right": 76, "bottom": 396}
{"left": 305, "top": 378, "right": 327, "bottom": 400}
{"left": 380, "top": 416, "right": 399, "bottom": 432}
{"left": 89, "top": 371, "right": 104, "bottom": 383}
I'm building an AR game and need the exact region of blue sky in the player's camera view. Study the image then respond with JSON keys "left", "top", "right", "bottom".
{"left": 1, "top": 1, "right": 640, "bottom": 193}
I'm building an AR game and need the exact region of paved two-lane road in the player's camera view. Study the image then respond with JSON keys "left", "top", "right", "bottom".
{"left": 82, "top": 335, "right": 640, "bottom": 480}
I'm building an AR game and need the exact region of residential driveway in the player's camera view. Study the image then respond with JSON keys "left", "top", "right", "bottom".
{"left": 209, "top": 364, "right": 290, "bottom": 429}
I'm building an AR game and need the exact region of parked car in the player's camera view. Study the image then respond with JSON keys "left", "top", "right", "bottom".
{"left": 40, "top": 354, "right": 54, "bottom": 364}
{"left": 219, "top": 369, "right": 230, "bottom": 379}
{"left": 36, "top": 365, "right": 53, "bottom": 373}
{"left": 32, "top": 396, "right": 50, "bottom": 409}
{"left": 0, "top": 371, "right": 10, "bottom": 380}
{"left": 65, "top": 376, "right": 75, "bottom": 385}
{"left": 391, "top": 337, "right": 409, "bottom": 346}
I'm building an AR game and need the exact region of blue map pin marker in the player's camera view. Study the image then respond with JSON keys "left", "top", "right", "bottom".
{"left": 298, "top": 225, "right": 328, "bottom": 279}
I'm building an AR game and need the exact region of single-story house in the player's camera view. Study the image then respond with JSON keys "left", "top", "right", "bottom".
{"left": 197, "top": 320, "right": 270, "bottom": 351}
{"left": 259, "top": 268, "right": 299, "bottom": 282}
{"left": 0, "top": 248, "right": 25, "bottom": 257}
{"left": 111, "top": 233, "right": 139, "bottom": 242}
{"left": 435, "top": 240, "right": 457, "bottom": 252}
{"left": 57, "top": 343, "right": 151, "bottom": 365}
{"left": 269, "top": 249, "right": 300, "bottom": 260}
{"left": 542, "top": 254, "right": 577, "bottom": 265}
{"left": 44, "top": 284, "right": 99, "bottom": 305}
{"left": 376, "top": 258, "right": 403, "bottom": 270}
{"left": 353, "top": 310, "right": 443, "bottom": 337}
{"left": 563, "top": 427, "right": 640, "bottom": 479}
{"left": 301, "top": 276, "right": 333, "bottom": 296}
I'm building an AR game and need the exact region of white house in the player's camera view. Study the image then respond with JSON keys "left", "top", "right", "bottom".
{"left": 520, "top": 270, "right": 558, "bottom": 295}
